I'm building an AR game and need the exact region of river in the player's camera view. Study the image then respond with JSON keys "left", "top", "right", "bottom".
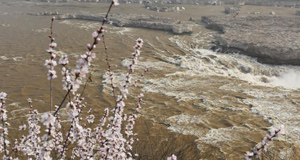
{"left": 0, "top": 0, "right": 300, "bottom": 159}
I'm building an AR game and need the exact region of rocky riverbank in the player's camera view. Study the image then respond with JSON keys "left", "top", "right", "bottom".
{"left": 56, "top": 13, "right": 193, "bottom": 34}
{"left": 202, "top": 16, "right": 300, "bottom": 65}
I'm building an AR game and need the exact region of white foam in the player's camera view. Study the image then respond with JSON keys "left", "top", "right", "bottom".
{"left": 137, "top": 36, "right": 300, "bottom": 148}
{"left": 1, "top": 24, "right": 10, "bottom": 28}
{"left": 166, "top": 114, "right": 206, "bottom": 137}
{"left": 12, "top": 57, "right": 24, "bottom": 61}
{"left": 0, "top": 56, "right": 9, "bottom": 61}
{"left": 112, "top": 27, "right": 133, "bottom": 35}
{"left": 59, "top": 20, "right": 100, "bottom": 30}
{"left": 33, "top": 28, "right": 49, "bottom": 33}
{"left": 198, "top": 127, "right": 247, "bottom": 146}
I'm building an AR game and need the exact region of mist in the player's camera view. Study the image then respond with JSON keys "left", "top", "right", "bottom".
{"left": 272, "top": 69, "right": 300, "bottom": 88}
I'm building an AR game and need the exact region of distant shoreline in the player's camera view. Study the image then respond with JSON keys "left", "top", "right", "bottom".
{"left": 27, "top": 1, "right": 300, "bottom": 65}
{"left": 25, "top": 0, "right": 300, "bottom": 8}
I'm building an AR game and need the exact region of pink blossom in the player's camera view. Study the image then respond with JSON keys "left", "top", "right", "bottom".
{"left": 46, "top": 48, "right": 53, "bottom": 53}
{"left": 0, "top": 92, "right": 7, "bottom": 100}
{"left": 92, "top": 31, "right": 98, "bottom": 38}
{"left": 136, "top": 38, "right": 143, "bottom": 46}
{"left": 44, "top": 59, "right": 57, "bottom": 68}
{"left": 51, "top": 53, "right": 56, "bottom": 59}
{"left": 86, "top": 115, "right": 95, "bottom": 123}
{"left": 245, "top": 156, "right": 252, "bottom": 160}
{"left": 49, "top": 42, "right": 57, "bottom": 48}
{"left": 74, "top": 69, "right": 81, "bottom": 78}
{"left": 245, "top": 151, "right": 253, "bottom": 157}
{"left": 1, "top": 110, "right": 8, "bottom": 121}
{"left": 0, "top": 11, "right": 150, "bottom": 159}
{"left": 80, "top": 65, "right": 89, "bottom": 77}
{"left": 245, "top": 125, "right": 285, "bottom": 159}
{"left": 91, "top": 52, "right": 96, "bottom": 59}
{"left": 87, "top": 44, "right": 91, "bottom": 50}
{"left": 138, "top": 93, "right": 144, "bottom": 98}
{"left": 40, "top": 113, "right": 56, "bottom": 126}
{"left": 43, "top": 151, "right": 52, "bottom": 160}
{"left": 47, "top": 70, "right": 57, "bottom": 80}
{"left": 59, "top": 55, "right": 69, "bottom": 66}
{"left": 19, "top": 124, "right": 26, "bottom": 131}
{"left": 71, "top": 79, "right": 82, "bottom": 93}
{"left": 167, "top": 154, "right": 177, "bottom": 160}
{"left": 113, "top": 0, "right": 119, "bottom": 6}
{"left": 27, "top": 98, "right": 32, "bottom": 103}
{"left": 96, "top": 37, "right": 101, "bottom": 44}
{"left": 76, "top": 58, "right": 86, "bottom": 69}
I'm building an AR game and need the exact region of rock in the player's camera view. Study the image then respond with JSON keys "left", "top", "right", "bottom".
{"left": 224, "top": 6, "right": 239, "bottom": 14}
{"left": 210, "top": 1, "right": 217, "bottom": 5}
{"left": 189, "top": 17, "right": 196, "bottom": 21}
{"left": 55, "top": 13, "right": 193, "bottom": 34}
{"left": 144, "top": 4, "right": 185, "bottom": 12}
{"left": 237, "top": 1, "right": 246, "bottom": 6}
{"left": 239, "top": 65, "right": 252, "bottom": 73}
{"left": 260, "top": 76, "right": 269, "bottom": 83}
{"left": 269, "top": 11, "right": 276, "bottom": 15}
{"left": 28, "top": 11, "right": 59, "bottom": 16}
{"left": 171, "top": 24, "right": 193, "bottom": 34}
{"left": 247, "top": 11, "right": 260, "bottom": 15}
{"left": 202, "top": 16, "right": 300, "bottom": 65}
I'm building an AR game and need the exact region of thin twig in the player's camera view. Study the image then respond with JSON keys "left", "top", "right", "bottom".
{"left": 53, "top": 1, "right": 115, "bottom": 116}
{"left": 49, "top": 17, "right": 54, "bottom": 112}
{"left": 80, "top": 73, "right": 92, "bottom": 97}
{"left": 53, "top": 87, "right": 72, "bottom": 116}
{"left": 50, "top": 79, "right": 53, "bottom": 112}
{"left": 102, "top": 2, "right": 117, "bottom": 103}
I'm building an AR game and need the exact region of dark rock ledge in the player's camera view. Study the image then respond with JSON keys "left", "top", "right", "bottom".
{"left": 202, "top": 16, "right": 300, "bottom": 65}
{"left": 55, "top": 13, "right": 193, "bottom": 34}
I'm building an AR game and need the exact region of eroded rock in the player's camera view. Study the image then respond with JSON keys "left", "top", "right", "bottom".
{"left": 202, "top": 16, "right": 300, "bottom": 65}
{"left": 56, "top": 13, "right": 193, "bottom": 34}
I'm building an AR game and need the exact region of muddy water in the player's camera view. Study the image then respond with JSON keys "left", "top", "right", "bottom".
{"left": 1, "top": 0, "right": 300, "bottom": 159}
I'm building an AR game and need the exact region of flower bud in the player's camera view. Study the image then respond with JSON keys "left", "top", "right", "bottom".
{"left": 92, "top": 31, "right": 98, "bottom": 38}
{"left": 87, "top": 44, "right": 91, "bottom": 50}
{"left": 96, "top": 37, "right": 101, "bottom": 44}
